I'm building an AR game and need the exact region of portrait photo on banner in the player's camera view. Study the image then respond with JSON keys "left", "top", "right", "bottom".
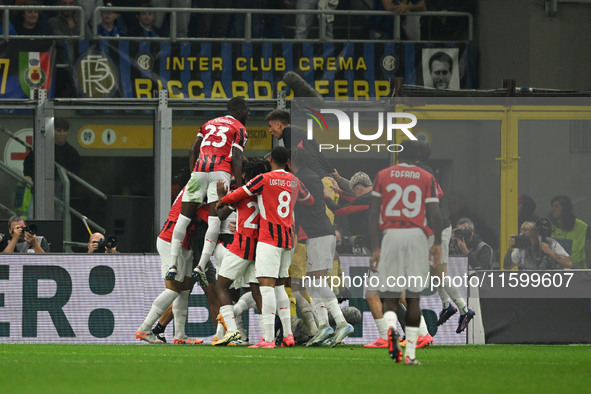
{"left": 421, "top": 48, "right": 460, "bottom": 90}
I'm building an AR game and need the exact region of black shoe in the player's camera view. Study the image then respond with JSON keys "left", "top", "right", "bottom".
{"left": 152, "top": 330, "right": 167, "bottom": 343}
{"left": 456, "top": 308, "right": 475, "bottom": 334}
{"left": 437, "top": 304, "right": 458, "bottom": 326}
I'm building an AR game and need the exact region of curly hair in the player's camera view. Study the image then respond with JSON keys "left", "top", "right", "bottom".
{"left": 243, "top": 158, "right": 270, "bottom": 182}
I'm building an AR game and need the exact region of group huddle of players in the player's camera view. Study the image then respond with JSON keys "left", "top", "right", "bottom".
{"left": 135, "top": 97, "right": 475, "bottom": 365}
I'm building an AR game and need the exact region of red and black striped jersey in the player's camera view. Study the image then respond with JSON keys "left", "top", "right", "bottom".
{"left": 221, "top": 170, "right": 313, "bottom": 249}
{"left": 228, "top": 233, "right": 258, "bottom": 261}
{"left": 159, "top": 187, "right": 209, "bottom": 245}
{"left": 227, "top": 195, "right": 259, "bottom": 261}
{"left": 193, "top": 115, "right": 248, "bottom": 174}
{"left": 372, "top": 163, "right": 440, "bottom": 236}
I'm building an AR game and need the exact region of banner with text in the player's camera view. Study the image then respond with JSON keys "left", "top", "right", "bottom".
{"left": 69, "top": 41, "right": 475, "bottom": 99}
{"left": 0, "top": 255, "right": 469, "bottom": 344}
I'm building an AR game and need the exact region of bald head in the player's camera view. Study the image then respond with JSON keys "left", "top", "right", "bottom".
{"left": 89, "top": 232, "right": 104, "bottom": 244}
{"left": 87, "top": 232, "right": 105, "bottom": 253}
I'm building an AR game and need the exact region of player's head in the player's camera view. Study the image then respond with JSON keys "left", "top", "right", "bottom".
{"left": 428, "top": 51, "right": 453, "bottom": 89}
{"left": 290, "top": 147, "right": 310, "bottom": 172}
{"left": 243, "top": 158, "right": 270, "bottom": 182}
{"left": 265, "top": 109, "right": 290, "bottom": 139}
{"left": 398, "top": 139, "right": 420, "bottom": 163}
{"left": 270, "top": 146, "right": 290, "bottom": 170}
{"left": 227, "top": 97, "right": 249, "bottom": 125}
{"left": 349, "top": 171, "right": 372, "bottom": 197}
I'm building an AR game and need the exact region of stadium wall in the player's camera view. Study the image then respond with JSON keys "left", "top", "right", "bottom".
{"left": 477, "top": 0, "right": 591, "bottom": 90}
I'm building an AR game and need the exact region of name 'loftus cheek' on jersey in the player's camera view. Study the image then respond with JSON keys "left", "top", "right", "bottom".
{"left": 248, "top": 170, "right": 309, "bottom": 249}
{"left": 193, "top": 115, "right": 248, "bottom": 173}
{"left": 372, "top": 163, "right": 440, "bottom": 236}
{"left": 221, "top": 170, "right": 312, "bottom": 249}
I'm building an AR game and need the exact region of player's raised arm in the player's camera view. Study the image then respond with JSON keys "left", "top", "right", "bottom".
{"left": 222, "top": 174, "right": 263, "bottom": 206}
{"left": 296, "top": 178, "right": 314, "bottom": 206}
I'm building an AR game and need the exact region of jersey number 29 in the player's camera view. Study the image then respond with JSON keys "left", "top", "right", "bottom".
{"left": 384, "top": 184, "right": 422, "bottom": 218}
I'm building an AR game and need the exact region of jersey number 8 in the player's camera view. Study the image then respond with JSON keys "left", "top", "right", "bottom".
{"left": 277, "top": 191, "right": 291, "bottom": 218}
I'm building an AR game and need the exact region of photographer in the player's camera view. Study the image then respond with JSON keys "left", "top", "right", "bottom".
{"left": 450, "top": 217, "right": 493, "bottom": 270}
{"left": 2, "top": 215, "right": 49, "bottom": 253}
{"left": 504, "top": 219, "right": 571, "bottom": 270}
{"left": 87, "top": 232, "right": 118, "bottom": 254}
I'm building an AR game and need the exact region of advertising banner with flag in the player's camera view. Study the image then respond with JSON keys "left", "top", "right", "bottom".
{"left": 0, "top": 40, "right": 55, "bottom": 99}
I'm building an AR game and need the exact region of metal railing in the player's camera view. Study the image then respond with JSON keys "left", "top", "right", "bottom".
{"left": 2, "top": 92, "right": 283, "bottom": 253}
{"left": 0, "top": 4, "right": 472, "bottom": 43}
{"left": 90, "top": 6, "right": 472, "bottom": 43}
{"left": 0, "top": 5, "right": 85, "bottom": 40}
{"left": 0, "top": 123, "right": 106, "bottom": 252}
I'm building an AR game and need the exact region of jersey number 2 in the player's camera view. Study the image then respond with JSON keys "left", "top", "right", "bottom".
{"left": 243, "top": 201, "right": 260, "bottom": 229}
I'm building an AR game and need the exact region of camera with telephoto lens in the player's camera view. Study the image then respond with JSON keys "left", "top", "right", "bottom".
{"left": 453, "top": 228, "right": 472, "bottom": 242}
{"left": 95, "top": 235, "right": 118, "bottom": 253}
{"left": 535, "top": 217, "right": 553, "bottom": 239}
{"left": 337, "top": 234, "right": 368, "bottom": 255}
{"left": 512, "top": 234, "right": 530, "bottom": 249}
{"left": 22, "top": 224, "right": 37, "bottom": 235}
{"left": 534, "top": 217, "right": 560, "bottom": 269}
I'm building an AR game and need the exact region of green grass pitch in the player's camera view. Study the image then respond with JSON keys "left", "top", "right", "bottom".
{"left": 1, "top": 344, "right": 590, "bottom": 393}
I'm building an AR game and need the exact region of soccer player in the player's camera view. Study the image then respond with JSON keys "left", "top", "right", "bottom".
{"left": 416, "top": 142, "right": 475, "bottom": 334}
{"left": 290, "top": 148, "right": 354, "bottom": 347}
{"left": 218, "top": 147, "right": 313, "bottom": 348}
{"left": 135, "top": 187, "right": 206, "bottom": 344}
{"left": 210, "top": 207, "right": 238, "bottom": 344}
{"left": 169, "top": 97, "right": 249, "bottom": 288}
{"left": 368, "top": 140, "right": 444, "bottom": 365}
{"left": 214, "top": 159, "right": 270, "bottom": 346}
